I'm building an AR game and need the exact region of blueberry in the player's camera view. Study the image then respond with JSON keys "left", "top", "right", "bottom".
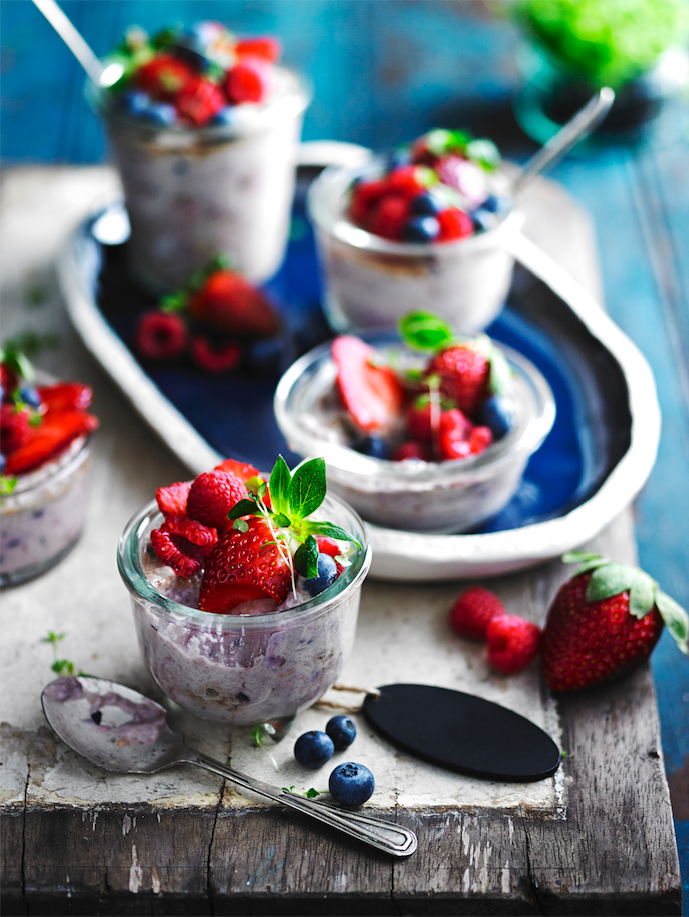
{"left": 352, "top": 434, "right": 388, "bottom": 459}
{"left": 384, "top": 148, "right": 411, "bottom": 171}
{"left": 328, "top": 762, "right": 375, "bottom": 806}
{"left": 303, "top": 553, "right": 338, "bottom": 597}
{"left": 170, "top": 43, "right": 209, "bottom": 72}
{"left": 402, "top": 215, "right": 440, "bottom": 243}
{"left": 18, "top": 385, "right": 41, "bottom": 408}
{"left": 294, "top": 730, "right": 335, "bottom": 768}
{"left": 470, "top": 208, "right": 495, "bottom": 233}
{"left": 476, "top": 395, "right": 514, "bottom": 440}
{"left": 409, "top": 191, "right": 444, "bottom": 216}
{"left": 120, "top": 90, "right": 151, "bottom": 116}
{"left": 212, "top": 107, "right": 238, "bottom": 127}
{"left": 326, "top": 715, "right": 356, "bottom": 750}
{"left": 480, "top": 193, "right": 500, "bottom": 213}
{"left": 0, "top": 453, "right": 5, "bottom": 474}
{"left": 145, "top": 103, "right": 177, "bottom": 126}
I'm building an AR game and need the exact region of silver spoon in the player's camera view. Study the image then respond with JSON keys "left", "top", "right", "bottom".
{"left": 41, "top": 675, "right": 417, "bottom": 858}
{"left": 511, "top": 87, "right": 616, "bottom": 195}
{"left": 32, "top": 0, "right": 123, "bottom": 87}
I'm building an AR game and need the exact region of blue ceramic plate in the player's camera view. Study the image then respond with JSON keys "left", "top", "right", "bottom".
{"left": 58, "top": 144, "right": 659, "bottom": 579}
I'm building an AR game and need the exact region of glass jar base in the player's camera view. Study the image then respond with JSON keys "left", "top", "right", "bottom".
{"left": 0, "top": 536, "right": 81, "bottom": 588}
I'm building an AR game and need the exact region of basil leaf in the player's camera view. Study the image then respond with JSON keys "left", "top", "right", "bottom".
{"left": 294, "top": 535, "right": 319, "bottom": 579}
{"left": 289, "top": 458, "right": 326, "bottom": 519}
{"left": 269, "top": 455, "right": 292, "bottom": 517}
{"left": 398, "top": 311, "right": 454, "bottom": 352}
{"left": 228, "top": 498, "right": 260, "bottom": 519}
{"left": 306, "top": 520, "right": 362, "bottom": 549}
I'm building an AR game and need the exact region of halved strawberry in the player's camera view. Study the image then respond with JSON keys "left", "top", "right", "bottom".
{"left": 199, "top": 517, "right": 291, "bottom": 614}
{"left": 37, "top": 382, "right": 92, "bottom": 413}
{"left": 189, "top": 269, "right": 278, "bottom": 336}
{"left": 156, "top": 480, "right": 193, "bottom": 516}
{"left": 3, "top": 410, "right": 99, "bottom": 475}
{"left": 332, "top": 335, "right": 405, "bottom": 433}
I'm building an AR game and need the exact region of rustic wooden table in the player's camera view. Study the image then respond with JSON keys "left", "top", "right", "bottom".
{"left": 0, "top": 166, "right": 681, "bottom": 915}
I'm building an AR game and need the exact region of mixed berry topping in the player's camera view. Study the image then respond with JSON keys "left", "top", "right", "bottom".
{"left": 105, "top": 22, "right": 282, "bottom": 128}
{"left": 0, "top": 345, "right": 98, "bottom": 490}
{"left": 347, "top": 129, "right": 509, "bottom": 244}
{"left": 331, "top": 311, "right": 515, "bottom": 463}
{"left": 134, "top": 256, "right": 279, "bottom": 374}
{"left": 149, "top": 456, "right": 360, "bottom": 615}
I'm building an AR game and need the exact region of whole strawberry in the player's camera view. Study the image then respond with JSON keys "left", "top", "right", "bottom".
{"left": 189, "top": 268, "right": 278, "bottom": 336}
{"left": 541, "top": 552, "right": 688, "bottom": 691}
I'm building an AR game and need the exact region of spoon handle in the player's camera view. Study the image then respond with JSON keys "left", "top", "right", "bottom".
{"left": 194, "top": 752, "right": 417, "bottom": 857}
{"left": 512, "top": 87, "right": 615, "bottom": 196}
{"left": 32, "top": 0, "right": 104, "bottom": 83}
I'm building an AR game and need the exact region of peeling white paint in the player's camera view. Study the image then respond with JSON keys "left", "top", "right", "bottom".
{"left": 129, "top": 845, "right": 143, "bottom": 894}
{"left": 501, "top": 862, "right": 510, "bottom": 893}
{"left": 122, "top": 814, "right": 132, "bottom": 836}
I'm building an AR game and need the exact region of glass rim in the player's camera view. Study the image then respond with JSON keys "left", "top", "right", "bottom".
{"left": 274, "top": 336, "right": 556, "bottom": 487}
{"left": 88, "top": 65, "right": 312, "bottom": 141}
{"left": 117, "top": 492, "right": 372, "bottom": 629}
{"left": 307, "top": 160, "right": 523, "bottom": 257}
{"left": 0, "top": 434, "right": 93, "bottom": 506}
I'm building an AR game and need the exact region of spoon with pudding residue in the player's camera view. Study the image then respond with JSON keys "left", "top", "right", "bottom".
{"left": 41, "top": 675, "right": 417, "bottom": 858}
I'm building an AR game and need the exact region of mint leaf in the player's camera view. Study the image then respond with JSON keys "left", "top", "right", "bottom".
{"left": 306, "top": 520, "right": 361, "bottom": 549}
{"left": 655, "top": 591, "right": 689, "bottom": 654}
{"left": 232, "top": 518, "right": 249, "bottom": 533}
{"left": 294, "top": 535, "right": 319, "bottom": 579}
{"left": 0, "top": 476, "right": 17, "bottom": 496}
{"left": 305, "top": 788, "right": 320, "bottom": 798}
{"left": 228, "top": 498, "right": 260, "bottom": 519}
{"left": 466, "top": 138, "right": 500, "bottom": 171}
{"left": 289, "top": 458, "right": 326, "bottom": 520}
{"left": 398, "top": 311, "right": 454, "bottom": 352}
{"left": 269, "top": 455, "right": 292, "bottom": 517}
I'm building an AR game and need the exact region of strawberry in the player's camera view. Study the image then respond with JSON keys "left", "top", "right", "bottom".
{"left": 188, "top": 269, "right": 278, "bottom": 336}
{"left": 175, "top": 76, "right": 225, "bottom": 126}
{"left": 540, "top": 552, "right": 689, "bottom": 691}
{"left": 156, "top": 480, "right": 192, "bottom": 516}
{"left": 199, "top": 517, "right": 291, "bottom": 613}
{"left": 405, "top": 400, "right": 436, "bottom": 443}
{"left": 3, "top": 410, "right": 99, "bottom": 475}
{"left": 367, "top": 194, "right": 409, "bottom": 240}
{"left": 436, "top": 207, "right": 474, "bottom": 242}
{"left": 186, "top": 470, "right": 247, "bottom": 530}
{"left": 214, "top": 457, "right": 260, "bottom": 483}
{"left": 135, "top": 54, "right": 195, "bottom": 101}
{"left": 37, "top": 382, "right": 92, "bottom": 413}
{"left": 135, "top": 311, "right": 188, "bottom": 361}
{"left": 425, "top": 343, "right": 490, "bottom": 415}
{"left": 190, "top": 336, "right": 241, "bottom": 373}
{"left": 224, "top": 59, "right": 271, "bottom": 104}
{"left": 1, "top": 404, "right": 31, "bottom": 454}
{"left": 235, "top": 37, "right": 281, "bottom": 63}
{"left": 486, "top": 614, "right": 541, "bottom": 675}
{"left": 332, "top": 335, "right": 405, "bottom": 433}
{"left": 448, "top": 585, "right": 505, "bottom": 641}
{"left": 393, "top": 440, "right": 433, "bottom": 462}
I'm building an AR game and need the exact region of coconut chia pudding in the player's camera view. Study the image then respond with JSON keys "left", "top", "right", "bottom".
{"left": 0, "top": 353, "right": 99, "bottom": 585}
{"left": 118, "top": 457, "right": 371, "bottom": 727}
{"left": 94, "top": 22, "right": 310, "bottom": 291}
{"left": 274, "top": 314, "right": 555, "bottom": 533}
{"left": 307, "top": 129, "right": 522, "bottom": 334}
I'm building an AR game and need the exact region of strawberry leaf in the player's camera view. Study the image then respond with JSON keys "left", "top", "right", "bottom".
{"left": 398, "top": 311, "right": 455, "bottom": 352}
{"left": 628, "top": 570, "right": 656, "bottom": 618}
{"left": 289, "top": 458, "right": 326, "bottom": 520}
{"left": 585, "top": 562, "right": 637, "bottom": 603}
{"left": 655, "top": 591, "right": 689, "bottom": 654}
{"left": 269, "top": 455, "right": 292, "bottom": 517}
{"left": 294, "top": 535, "right": 319, "bottom": 579}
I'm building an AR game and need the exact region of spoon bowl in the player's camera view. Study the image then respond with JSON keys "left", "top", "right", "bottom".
{"left": 41, "top": 675, "right": 417, "bottom": 858}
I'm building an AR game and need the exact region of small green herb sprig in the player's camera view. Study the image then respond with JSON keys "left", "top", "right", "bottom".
{"left": 282, "top": 786, "right": 322, "bottom": 798}
{"left": 398, "top": 311, "right": 512, "bottom": 396}
{"left": 42, "top": 631, "right": 87, "bottom": 677}
{"left": 229, "top": 456, "right": 360, "bottom": 586}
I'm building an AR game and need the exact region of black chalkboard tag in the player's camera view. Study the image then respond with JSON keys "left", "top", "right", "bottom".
{"left": 362, "top": 684, "right": 561, "bottom": 782}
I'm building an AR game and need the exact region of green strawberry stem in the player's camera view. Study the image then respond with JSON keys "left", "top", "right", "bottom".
{"left": 562, "top": 551, "right": 689, "bottom": 654}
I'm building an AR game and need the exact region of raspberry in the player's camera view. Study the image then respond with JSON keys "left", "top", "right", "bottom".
{"left": 0, "top": 404, "right": 31, "bottom": 454}
{"left": 224, "top": 59, "right": 270, "bottom": 104}
{"left": 393, "top": 440, "right": 433, "bottom": 462}
{"left": 175, "top": 76, "right": 225, "bottom": 126}
{"left": 438, "top": 409, "right": 473, "bottom": 460}
{"left": 436, "top": 207, "right": 474, "bottom": 242}
{"left": 135, "top": 54, "right": 195, "bottom": 101}
{"left": 186, "top": 470, "right": 247, "bottom": 530}
{"left": 190, "top": 336, "right": 241, "bottom": 373}
{"left": 385, "top": 165, "right": 426, "bottom": 198}
{"left": 467, "top": 425, "right": 493, "bottom": 455}
{"left": 349, "top": 179, "right": 387, "bottom": 225}
{"left": 367, "top": 194, "right": 409, "bottom": 240}
{"left": 448, "top": 585, "right": 505, "bottom": 640}
{"left": 486, "top": 614, "right": 541, "bottom": 675}
{"left": 426, "top": 344, "right": 490, "bottom": 415}
{"left": 150, "top": 514, "right": 218, "bottom": 578}
{"left": 156, "top": 480, "right": 192, "bottom": 516}
{"left": 135, "top": 311, "right": 188, "bottom": 361}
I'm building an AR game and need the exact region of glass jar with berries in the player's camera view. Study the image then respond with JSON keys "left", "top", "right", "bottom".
{"left": 307, "top": 129, "right": 523, "bottom": 335}
{"left": 91, "top": 21, "right": 311, "bottom": 293}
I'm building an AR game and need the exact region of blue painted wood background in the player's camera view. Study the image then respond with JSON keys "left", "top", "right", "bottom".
{"left": 2, "top": 1, "right": 688, "bottom": 910}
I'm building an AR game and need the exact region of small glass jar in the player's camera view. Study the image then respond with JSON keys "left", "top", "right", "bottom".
{"left": 1, "top": 436, "right": 94, "bottom": 586}
{"left": 117, "top": 493, "right": 371, "bottom": 732}
{"left": 307, "top": 160, "right": 523, "bottom": 335}
{"left": 274, "top": 338, "right": 555, "bottom": 534}
{"left": 91, "top": 67, "right": 311, "bottom": 292}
